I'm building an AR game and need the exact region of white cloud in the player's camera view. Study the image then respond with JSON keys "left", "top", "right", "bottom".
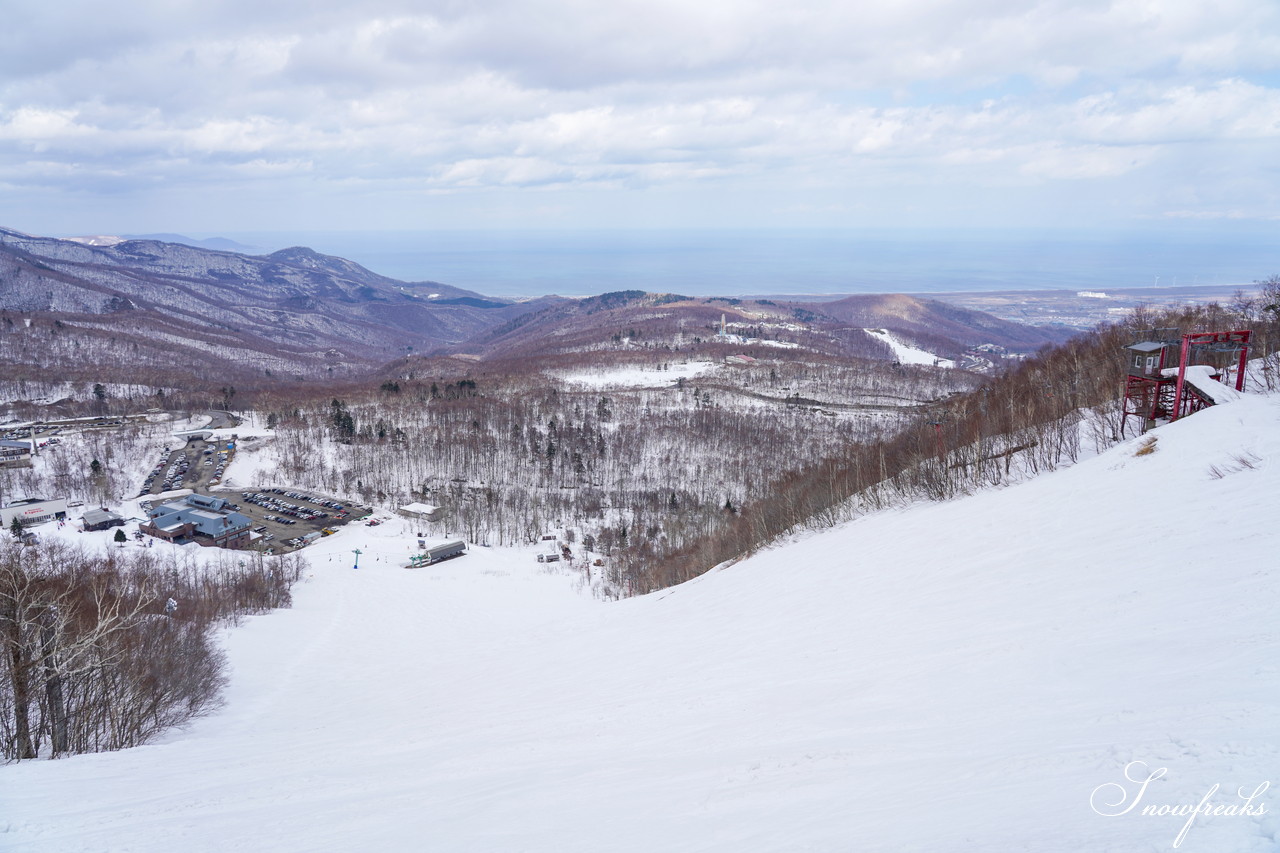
{"left": 0, "top": 0, "right": 1278, "bottom": 230}
{"left": 0, "top": 107, "right": 95, "bottom": 143}
{"left": 1018, "top": 143, "right": 1152, "bottom": 180}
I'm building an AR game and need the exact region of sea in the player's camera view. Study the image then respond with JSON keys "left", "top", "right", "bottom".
{"left": 219, "top": 227, "right": 1278, "bottom": 299}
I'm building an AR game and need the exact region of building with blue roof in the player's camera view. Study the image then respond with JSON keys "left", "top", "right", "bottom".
{"left": 141, "top": 493, "right": 251, "bottom": 549}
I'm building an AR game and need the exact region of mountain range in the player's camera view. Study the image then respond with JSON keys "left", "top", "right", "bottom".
{"left": 0, "top": 228, "right": 1074, "bottom": 384}
{"left": 0, "top": 227, "right": 561, "bottom": 381}
{"left": 63, "top": 234, "right": 265, "bottom": 254}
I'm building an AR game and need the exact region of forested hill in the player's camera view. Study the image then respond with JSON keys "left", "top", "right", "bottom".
{"left": 799, "top": 293, "right": 1073, "bottom": 348}
{"left": 0, "top": 227, "right": 560, "bottom": 383}
{"left": 456, "top": 289, "right": 1069, "bottom": 362}
{"left": 1, "top": 227, "right": 1071, "bottom": 388}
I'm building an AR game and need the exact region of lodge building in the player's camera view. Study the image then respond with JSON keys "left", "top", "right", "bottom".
{"left": 141, "top": 493, "right": 251, "bottom": 549}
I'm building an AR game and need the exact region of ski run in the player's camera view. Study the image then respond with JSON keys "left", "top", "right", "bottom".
{"left": 2, "top": 392, "right": 1278, "bottom": 852}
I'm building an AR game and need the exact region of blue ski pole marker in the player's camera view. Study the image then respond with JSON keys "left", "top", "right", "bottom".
{"left": 352, "top": 548, "right": 363, "bottom": 570}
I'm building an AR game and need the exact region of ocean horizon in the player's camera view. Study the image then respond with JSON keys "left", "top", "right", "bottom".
{"left": 216, "top": 227, "right": 1278, "bottom": 299}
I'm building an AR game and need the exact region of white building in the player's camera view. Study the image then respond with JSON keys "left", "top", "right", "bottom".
{"left": 2, "top": 498, "right": 69, "bottom": 529}
{"left": 0, "top": 439, "right": 33, "bottom": 466}
{"left": 399, "top": 502, "right": 444, "bottom": 522}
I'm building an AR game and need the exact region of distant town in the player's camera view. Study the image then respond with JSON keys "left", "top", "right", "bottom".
{"left": 924, "top": 283, "right": 1257, "bottom": 331}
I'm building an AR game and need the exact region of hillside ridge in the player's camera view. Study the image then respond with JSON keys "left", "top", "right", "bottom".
{"left": 0, "top": 228, "right": 557, "bottom": 380}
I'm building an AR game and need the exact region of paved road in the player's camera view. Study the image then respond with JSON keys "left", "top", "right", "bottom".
{"left": 206, "top": 411, "right": 240, "bottom": 430}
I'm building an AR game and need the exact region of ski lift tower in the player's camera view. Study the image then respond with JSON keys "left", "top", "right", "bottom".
{"left": 1121, "top": 328, "right": 1251, "bottom": 436}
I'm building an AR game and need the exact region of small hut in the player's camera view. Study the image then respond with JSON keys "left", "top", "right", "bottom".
{"left": 82, "top": 508, "right": 125, "bottom": 532}
{"left": 399, "top": 502, "right": 444, "bottom": 523}
{"left": 1124, "top": 341, "right": 1173, "bottom": 377}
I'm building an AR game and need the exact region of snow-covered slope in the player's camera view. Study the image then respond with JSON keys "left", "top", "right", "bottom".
{"left": 3, "top": 395, "right": 1278, "bottom": 852}
{"left": 560, "top": 361, "right": 717, "bottom": 388}
{"left": 864, "top": 327, "right": 956, "bottom": 367}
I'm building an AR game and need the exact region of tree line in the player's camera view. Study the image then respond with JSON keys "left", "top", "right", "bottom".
{"left": 1, "top": 541, "right": 306, "bottom": 761}
{"left": 249, "top": 352, "right": 976, "bottom": 581}
{"left": 616, "top": 293, "right": 1280, "bottom": 593}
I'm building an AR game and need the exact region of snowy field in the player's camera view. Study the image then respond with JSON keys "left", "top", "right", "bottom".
{"left": 559, "top": 361, "right": 717, "bottom": 388}
{"left": 863, "top": 327, "right": 956, "bottom": 368}
{"left": 2, "top": 394, "right": 1278, "bottom": 852}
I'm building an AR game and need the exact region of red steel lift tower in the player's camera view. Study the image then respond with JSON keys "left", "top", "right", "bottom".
{"left": 1121, "top": 329, "right": 1251, "bottom": 437}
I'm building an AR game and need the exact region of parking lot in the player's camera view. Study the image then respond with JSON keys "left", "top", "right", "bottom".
{"left": 139, "top": 437, "right": 233, "bottom": 496}
{"left": 134, "top": 434, "right": 371, "bottom": 553}
{"left": 235, "top": 488, "right": 371, "bottom": 553}
{"left": 5, "top": 414, "right": 150, "bottom": 445}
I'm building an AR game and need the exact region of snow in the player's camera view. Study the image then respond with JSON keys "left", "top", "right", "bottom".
{"left": 210, "top": 416, "right": 276, "bottom": 491}
{"left": 1166, "top": 364, "right": 1245, "bottom": 405}
{"left": 716, "top": 330, "right": 799, "bottom": 348}
{"left": 63, "top": 235, "right": 125, "bottom": 247}
{"left": 3, "top": 393, "right": 1279, "bottom": 852}
{"left": 0, "top": 382, "right": 157, "bottom": 407}
{"left": 864, "top": 327, "right": 956, "bottom": 368}
{"left": 559, "top": 361, "right": 717, "bottom": 388}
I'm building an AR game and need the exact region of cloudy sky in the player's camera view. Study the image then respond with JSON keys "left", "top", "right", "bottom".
{"left": 2, "top": 0, "right": 1279, "bottom": 236}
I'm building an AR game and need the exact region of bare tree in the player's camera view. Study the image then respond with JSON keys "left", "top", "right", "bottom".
{"left": 1, "top": 542, "right": 304, "bottom": 761}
